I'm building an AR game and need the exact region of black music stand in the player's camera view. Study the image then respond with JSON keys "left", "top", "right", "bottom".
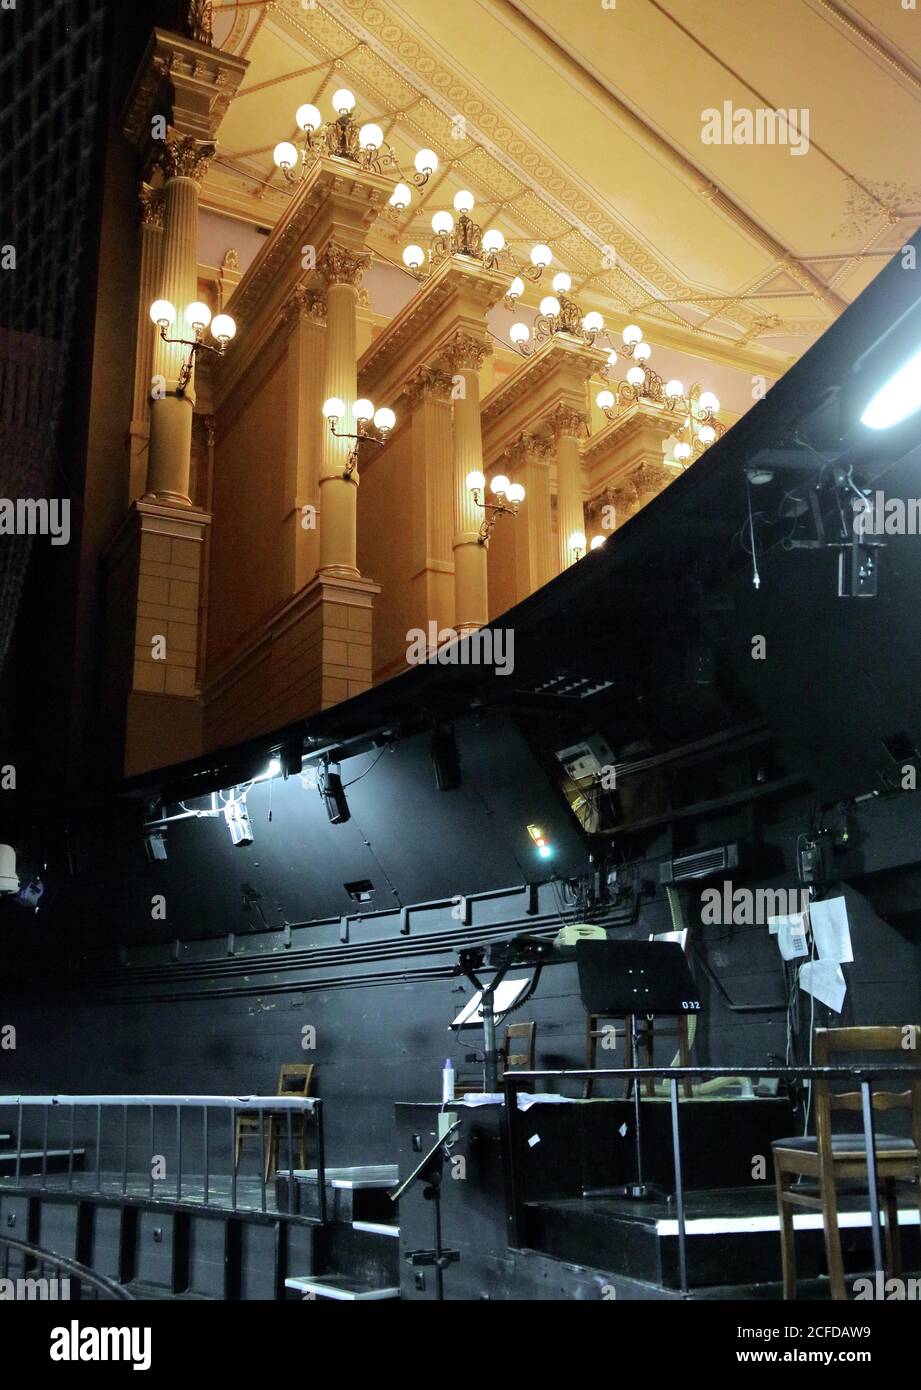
{"left": 577, "top": 940, "right": 701, "bottom": 1200}
{"left": 388, "top": 1118, "right": 462, "bottom": 1299}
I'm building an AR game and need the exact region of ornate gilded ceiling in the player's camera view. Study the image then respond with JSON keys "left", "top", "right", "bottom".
{"left": 205, "top": 0, "right": 921, "bottom": 376}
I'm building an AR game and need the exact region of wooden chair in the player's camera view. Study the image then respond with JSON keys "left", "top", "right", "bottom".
{"left": 584, "top": 930, "right": 693, "bottom": 1099}
{"left": 234, "top": 1063, "right": 315, "bottom": 1182}
{"left": 455, "top": 1022, "right": 536, "bottom": 1096}
{"left": 772, "top": 1026, "right": 921, "bottom": 1300}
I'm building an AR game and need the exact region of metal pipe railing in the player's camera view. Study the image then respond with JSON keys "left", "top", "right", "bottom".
{"left": 0, "top": 1093, "right": 327, "bottom": 1223}
{"left": 0, "top": 1233, "right": 136, "bottom": 1300}
{"left": 503, "top": 1064, "right": 921, "bottom": 1295}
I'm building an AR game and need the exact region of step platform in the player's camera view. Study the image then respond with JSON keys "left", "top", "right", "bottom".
{"left": 276, "top": 1164, "right": 398, "bottom": 1223}
{"left": 285, "top": 1273, "right": 400, "bottom": 1301}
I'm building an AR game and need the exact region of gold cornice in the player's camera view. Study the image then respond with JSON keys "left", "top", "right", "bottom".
{"left": 121, "top": 27, "right": 248, "bottom": 152}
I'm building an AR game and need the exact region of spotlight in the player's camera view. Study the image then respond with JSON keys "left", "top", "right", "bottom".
{"left": 224, "top": 799, "right": 254, "bottom": 847}
{"left": 319, "top": 759, "right": 350, "bottom": 824}
{"left": 144, "top": 830, "right": 168, "bottom": 862}
{"left": 861, "top": 344, "right": 921, "bottom": 430}
{"left": 527, "top": 823, "right": 553, "bottom": 859}
{"left": 431, "top": 724, "right": 461, "bottom": 791}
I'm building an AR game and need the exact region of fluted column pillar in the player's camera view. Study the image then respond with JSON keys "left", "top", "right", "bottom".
{"left": 317, "top": 244, "right": 369, "bottom": 577}
{"left": 445, "top": 332, "right": 491, "bottom": 634}
{"left": 146, "top": 133, "right": 213, "bottom": 506}
{"left": 129, "top": 184, "right": 163, "bottom": 503}
{"left": 549, "top": 403, "right": 589, "bottom": 569}
{"left": 520, "top": 433, "right": 557, "bottom": 593}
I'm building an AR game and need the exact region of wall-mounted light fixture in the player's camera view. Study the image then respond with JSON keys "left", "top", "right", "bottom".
{"left": 150, "top": 299, "right": 236, "bottom": 396}
{"left": 401, "top": 192, "right": 559, "bottom": 292}
{"left": 274, "top": 89, "right": 437, "bottom": 192}
{"left": 465, "top": 471, "right": 526, "bottom": 542}
{"left": 321, "top": 396, "right": 396, "bottom": 478}
{"left": 596, "top": 375, "right": 723, "bottom": 460}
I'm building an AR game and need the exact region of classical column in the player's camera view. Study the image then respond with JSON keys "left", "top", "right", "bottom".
{"left": 146, "top": 131, "right": 213, "bottom": 506}
{"left": 317, "top": 243, "right": 369, "bottom": 577}
{"left": 406, "top": 365, "right": 456, "bottom": 636}
{"left": 282, "top": 286, "right": 327, "bottom": 593}
{"left": 129, "top": 183, "right": 163, "bottom": 503}
{"left": 548, "top": 403, "right": 589, "bottom": 569}
{"left": 445, "top": 331, "right": 491, "bottom": 634}
{"left": 517, "top": 432, "right": 557, "bottom": 594}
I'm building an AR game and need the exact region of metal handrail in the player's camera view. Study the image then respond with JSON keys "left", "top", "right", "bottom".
{"left": 0, "top": 1233, "right": 135, "bottom": 1300}
{"left": 0, "top": 1092, "right": 327, "bottom": 1223}
{"left": 503, "top": 1062, "right": 921, "bottom": 1295}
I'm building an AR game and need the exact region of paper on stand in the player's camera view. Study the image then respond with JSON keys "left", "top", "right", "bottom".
{"left": 799, "top": 959, "right": 847, "bottom": 1013}
{"left": 809, "top": 896, "right": 853, "bottom": 963}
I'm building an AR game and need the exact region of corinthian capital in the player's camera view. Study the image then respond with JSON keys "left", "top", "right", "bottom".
{"left": 544, "top": 402, "right": 589, "bottom": 440}
{"left": 138, "top": 182, "right": 164, "bottom": 229}
{"left": 282, "top": 285, "right": 327, "bottom": 329}
{"left": 155, "top": 131, "right": 215, "bottom": 183}
{"left": 405, "top": 365, "right": 455, "bottom": 405}
{"left": 317, "top": 244, "right": 371, "bottom": 288}
{"left": 441, "top": 331, "right": 491, "bottom": 373}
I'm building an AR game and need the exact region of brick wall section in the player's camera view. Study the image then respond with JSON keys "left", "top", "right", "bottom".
{"left": 202, "top": 572, "right": 379, "bottom": 752}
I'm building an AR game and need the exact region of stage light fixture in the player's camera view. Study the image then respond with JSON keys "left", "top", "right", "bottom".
{"left": 319, "top": 759, "right": 350, "bottom": 824}
{"left": 527, "top": 824, "right": 553, "bottom": 859}
{"left": 224, "top": 798, "right": 254, "bottom": 847}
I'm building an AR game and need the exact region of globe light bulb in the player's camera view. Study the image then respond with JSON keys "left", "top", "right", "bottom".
{"left": 665, "top": 379, "right": 684, "bottom": 399}
{"left": 353, "top": 398, "right": 374, "bottom": 422}
{"left": 491, "top": 475, "right": 510, "bottom": 496}
{"left": 403, "top": 244, "right": 424, "bottom": 270}
{"left": 698, "top": 390, "right": 720, "bottom": 412}
{"left": 482, "top": 229, "right": 505, "bottom": 253}
{"left": 507, "top": 277, "right": 525, "bottom": 300}
{"left": 674, "top": 441, "right": 692, "bottom": 461}
{"left": 698, "top": 424, "right": 717, "bottom": 444}
{"left": 322, "top": 397, "right": 344, "bottom": 420}
{"left": 374, "top": 407, "right": 396, "bottom": 432}
{"left": 569, "top": 530, "right": 586, "bottom": 554}
{"left": 552, "top": 271, "right": 572, "bottom": 294}
{"left": 622, "top": 324, "right": 643, "bottom": 345}
{"left": 454, "top": 190, "right": 475, "bottom": 213}
{"left": 185, "top": 301, "right": 212, "bottom": 331}
{"left": 507, "top": 482, "right": 525, "bottom": 504}
{"left": 633, "top": 341, "right": 652, "bottom": 361}
{"left": 389, "top": 182, "right": 412, "bottom": 210}
{"left": 466, "top": 470, "right": 485, "bottom": 492}
{"left": 606, "top": 349, "right": 618, "bottom": 367}
{"left": 530, "top": 243, "right": 552, "bottom": 268}
{"left": 295, "top": 104, "right": 321, "bottom": 132}
{"left": 211, "top": 313, "right": 236, "bottom": 343}
{"left": 590, "top": 535, "right": 606, "bottom": 550}
{"left": 626, "top": 366, "right": 645, "bottom": 387}
{"left": 332, "top": 88, "right": 356, "bottom": 114}
{"left": 540, "top": 295, "right": 561, "bottom": 318}
{"left": 273, "top": 141, "right": 298, "bottom": 169}
{"left": 509, "top": 323, "right": 530, "bottom": 344}
{"left": 359, "top": 123, "right": 384, "bottom": 150}
{"left": 414, "top": 148, "right": 438, "bottom": 176}
{"left": 596, "top": 389, "right": 615, "bottom": 410}
{"left": 582, "top": 311, "right": 604, "bottom": 333}
{"left": 431, "top": 210, "right": 454, "bottom": 235}
{"left": 150, "top": 299, "right": 176, "bottom": 328}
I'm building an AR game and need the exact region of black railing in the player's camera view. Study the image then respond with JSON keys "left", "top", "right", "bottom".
{"left": 503, "top": 1064, "right": 921, "bottom": 1295}
{"left": 0, "top": 1233, "right": 135, "bottom": 1300}
{"left": 0, "top": 1093, "right": 327, "bottom": 1224}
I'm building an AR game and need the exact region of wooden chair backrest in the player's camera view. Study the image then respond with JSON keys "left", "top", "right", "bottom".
{"left": 813, "top": 1027, "right": 921, "bottom": 1152}
{"left": 504, "top": 1022, "right": 535, "bottom": 1070}
{"left": 276, "top": 1063, "right": 315, "bottom": 1097}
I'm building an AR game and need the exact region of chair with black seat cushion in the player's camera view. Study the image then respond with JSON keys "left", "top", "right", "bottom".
{"left": 772, "top": 1026, "right": 921, "bottom": 1300}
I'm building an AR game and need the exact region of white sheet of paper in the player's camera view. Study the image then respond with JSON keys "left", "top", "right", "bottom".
{"left": 799, "top": 959, "right": 847, "bottom": 1012}
{"left": 777, "top": 916, "right": 809, "bottom": 960}
{"left": 768, "top": 911, "right": 803, "bottom": 938}
{"left": 809, "top": 896, "right": 853, "bottom": 963}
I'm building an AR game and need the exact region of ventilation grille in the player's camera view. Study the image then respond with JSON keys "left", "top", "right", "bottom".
{"left": 659, "top": 843, "right": 740, "bottom": 885}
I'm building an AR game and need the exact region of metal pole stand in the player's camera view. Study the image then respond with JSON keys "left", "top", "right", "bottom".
{"left": 389, "top": 1119, "right": 462, "bottom": 1301}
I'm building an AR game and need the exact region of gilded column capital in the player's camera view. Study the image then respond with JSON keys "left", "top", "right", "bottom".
{"left": 155, "top": 131, "right": 215, "bottom": 183}
{"left": 282, "top": 284, "right": 327, "bottom": 329}
{"left": 317, "top": 244, "right": 371, "bottom": 288}
{"left": 633, "top": 460, "right": 674, "bottom": 496}
{"left": 544, "top": 402, "right": 589, "bottom": 440}
{"left": 405, "top": 365, "right": 454, "bottom": 406}
{"left": 524, "top": 431, "right": 555, "bottom": 463}
{"left": 178, "top": 1, "right": 214, "bottom": 45}
{"left": 138, "top": 182, "right": 164, "bottom": 229}
{"left": 441, "top": 330, "right": 491, "bottom": 374}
